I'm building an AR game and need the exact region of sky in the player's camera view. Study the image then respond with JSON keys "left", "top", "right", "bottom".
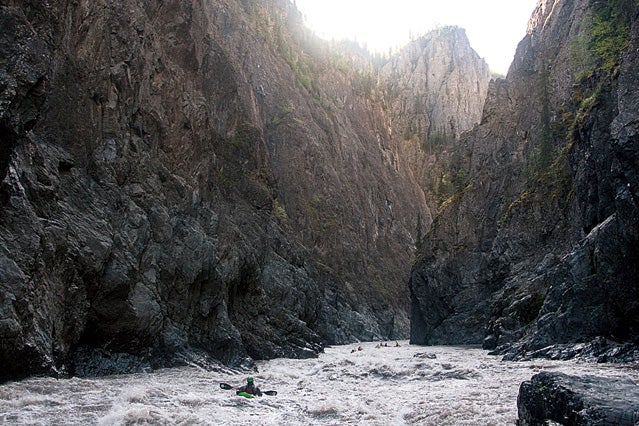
{"left": 294, "top": 0, "right": 540, "bottom": 75}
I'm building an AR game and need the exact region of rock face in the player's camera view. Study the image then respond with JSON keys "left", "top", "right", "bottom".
{"left": 410, "top": 0, "right": 639, "bottom": 358}
{"left": 0, "top": 0, "right": 489, "bottom": 381}
{"left": 380, "top": 27, "right": 491, "bottom": 207}
{"left": 382, "top": 27, "right": 490, "bottom": 142}
{"left": 517, "top": 372, "right": 639, "bottom": 425}
{"left": 0, "top": 0, "right": 325, "bottom": 380}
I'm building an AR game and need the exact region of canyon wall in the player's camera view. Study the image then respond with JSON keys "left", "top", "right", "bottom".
{"left": 410, "top": 0, "right": 639, "bottom": 358}
{"left": 0, "top": 0, "right": 489, "bottom": 381}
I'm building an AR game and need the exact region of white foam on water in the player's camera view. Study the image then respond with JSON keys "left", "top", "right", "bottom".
{"left": 1, "top": 342, "right": 637, "bottom": 425}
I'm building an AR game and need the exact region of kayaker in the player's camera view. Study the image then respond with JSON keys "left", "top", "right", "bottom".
{"left": 236, "top": 377, "right": 262, "bottom": 397}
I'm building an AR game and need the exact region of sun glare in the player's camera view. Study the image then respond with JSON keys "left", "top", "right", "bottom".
{"left": 294, "top": 0, "right": 539, "bottom": 75}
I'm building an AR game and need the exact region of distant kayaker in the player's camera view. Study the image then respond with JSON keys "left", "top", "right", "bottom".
{"left": 236, "top": 377, "right": 262, "bottom": 397}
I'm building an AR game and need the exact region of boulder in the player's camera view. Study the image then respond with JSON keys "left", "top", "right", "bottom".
{"left": 517, "top": 372, "right": 639, "bottom": 425}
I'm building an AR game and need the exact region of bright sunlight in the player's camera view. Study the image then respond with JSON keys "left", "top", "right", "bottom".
{"left": 294, "top": 0, "right": 539, "bottom": 75}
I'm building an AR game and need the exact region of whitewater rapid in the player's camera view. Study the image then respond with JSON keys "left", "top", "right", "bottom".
{"left": 1, "top": 342, "right": 637, "bottom": 425}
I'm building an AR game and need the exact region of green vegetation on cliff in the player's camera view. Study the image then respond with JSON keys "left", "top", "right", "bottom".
{"left": 571, "top": 0, "right": 636, "bottom": 79}
{"left": 590, "top": 0, "right": 635, "bottom": 74}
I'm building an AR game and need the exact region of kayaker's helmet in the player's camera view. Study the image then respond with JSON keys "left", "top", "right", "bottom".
{"left": 247, "top": 377, "right": 254, "bottom": 383}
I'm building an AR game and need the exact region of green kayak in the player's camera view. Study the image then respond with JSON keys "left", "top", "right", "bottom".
{"left": 237, "top": 391, "right": 256, "bottom": 399}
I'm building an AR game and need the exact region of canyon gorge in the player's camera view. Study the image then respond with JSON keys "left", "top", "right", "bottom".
{"left": 1, "top": 0, "right": 637, "bottom": 390}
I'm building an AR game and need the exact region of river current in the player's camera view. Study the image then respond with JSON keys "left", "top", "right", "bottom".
{"left": 1, "top": 342, "right": 637, "bottom": 425}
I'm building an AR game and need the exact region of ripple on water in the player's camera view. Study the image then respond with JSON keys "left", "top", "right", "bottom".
{"left": 1, "top": 342, "right": 639, "bottom": 425}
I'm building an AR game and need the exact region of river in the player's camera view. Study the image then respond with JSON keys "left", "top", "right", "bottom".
{"left": 1, "top": 341, "right": 637, "bottom": 425}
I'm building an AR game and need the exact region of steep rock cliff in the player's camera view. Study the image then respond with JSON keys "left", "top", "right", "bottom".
{"left": 410, "top": 0, "right": 639, "bottom": 357}
{"left": 0, "top": 0, "right": 490, "bottom": 381}
{"left": 382, "top": 27, "right": 490, "bottom": 143}
{"left": 0, "top": 0, "right": 329, "bottom": 380}
{"left": 381, "top": 28, "right": 490, "bottom": 207}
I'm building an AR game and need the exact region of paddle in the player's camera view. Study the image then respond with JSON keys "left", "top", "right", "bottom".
{"left": 220, "top": 382, "right": 277, "bottom": 396}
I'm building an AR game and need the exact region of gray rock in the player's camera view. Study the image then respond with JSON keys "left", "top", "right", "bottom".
{"left": 381, "top": 26, "right": 490, "bottom": 140}
{"left": 494, "top": 336, "right": 639, "bottom": 364}
{"left": 410, "top": 0, "right": 639, "bottom": 357}
{"left": 517, "top": 372, "right": 639, "bottom": 425}
{"left": 0, "top": 0, "right": 489, "bottom": 382}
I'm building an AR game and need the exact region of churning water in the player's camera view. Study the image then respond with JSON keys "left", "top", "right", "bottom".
{"left": 1, "top": 342, "right": 637, "bottom": 425}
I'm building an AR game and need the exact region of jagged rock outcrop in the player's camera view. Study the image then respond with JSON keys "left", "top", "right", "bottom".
{"left": 382, "top": 27, "right": 490, "bottom": 142}
{"left": 517, "top": 372, "right": 639, "bottom": 425}
{"left": 410, "top": 0, "right": 639, "bottom": 358}
{"left": 0, "top": 0, "right": 490, "bottom": 381}
{"left": 380, "top": 28, "right": 490, "bottom": 207}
